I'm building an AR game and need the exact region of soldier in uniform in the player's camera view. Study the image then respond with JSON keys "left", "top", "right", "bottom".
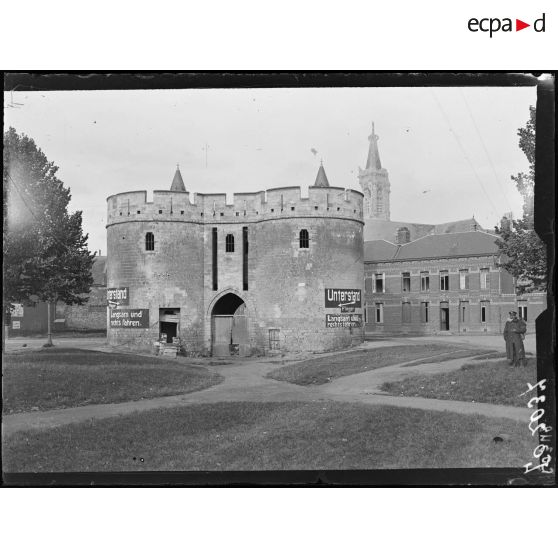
{"left": 503, "top": 311, "right": 514, "bottom": 365}
{"left": 508, "top": 311, "right": 527, "bottom": 366}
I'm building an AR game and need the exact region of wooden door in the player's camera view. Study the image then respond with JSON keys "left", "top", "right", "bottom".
{"left": 213, "top": 315, "right": 233, "bottom": 357}
{"left": 440, "top": 308, "right": 449, "bottom": 330}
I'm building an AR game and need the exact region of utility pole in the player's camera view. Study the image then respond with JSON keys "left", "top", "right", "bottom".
{"left": 203, "top": 143, "right": 209, "bottom": 168}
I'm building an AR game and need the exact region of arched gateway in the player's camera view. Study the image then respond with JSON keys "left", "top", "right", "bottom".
{"left": 211, "top": 293, "right": 249, "bottom": 357}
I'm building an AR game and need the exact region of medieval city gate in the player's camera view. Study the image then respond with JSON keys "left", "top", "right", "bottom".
{"left": 211, "top": 293, "right": 249, "bottom": 357}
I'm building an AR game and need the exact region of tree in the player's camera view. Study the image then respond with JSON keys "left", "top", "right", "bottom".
{"left": 495, "top": 106, "right": 546, "bottom": 294}
{"left": 3, "top": 127, "right": 94, "bottom": 347}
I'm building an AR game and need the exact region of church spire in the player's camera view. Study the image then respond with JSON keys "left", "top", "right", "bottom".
{"left": 314, "top": 160, "right": 330, "bottom": 187}
{"left": 170, "top": 164, "right": 187, "bottom": 192}
{"left": 358, "top": 122, "right": 391, "bottom": 220}
{"left": 365, "top": 122, "right": 382, "bottom": 170}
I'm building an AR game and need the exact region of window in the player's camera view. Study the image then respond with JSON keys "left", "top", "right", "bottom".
{"left": 518, "top": 303, "right": 527, "bottom": 321}
{"left": 299, "top": 229, "right": 309, "bottom": 249}
{"left": 269, "top": 329, "right": 280, "bottom": 350}
{"left": 420, "top": 302, "right": 429, "bottom": 323}
{"left": 365, "top": 277, "right": 373, "bottom": 294}
{"left": 375, "top": 303, "right": 384, "bottom": 324}
{"left": 402, "top": 272, "right": 411, "bottom": 292}
{"left": 480, "top": 302, "right": 489, "bottom": 323}
{"left": 145, "top": 232, "right": 155, "bottom": 251}
{"left": 480, "top": 268, "right": 490, "bottom": 290}
{"left": 440, "top": 271, "right": 449, "bottom": 291}
{"left": 459, "top": 269, "right": 469, "bottom": 290}
{"left": 374, "top": 273, "right": 385, "bottom": 293}
{"left": 420, "top": 272, "right": 430, "bottom": 292}
{"left": 225, "top": 234, "right": 235, "bottom": 253}
{"left": 402, "top": 302, "right": 411, "bottom": 323}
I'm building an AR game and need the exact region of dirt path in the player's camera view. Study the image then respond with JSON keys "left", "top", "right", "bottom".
{"left": 2, "top": 346, "right": 530, "bottom": 436}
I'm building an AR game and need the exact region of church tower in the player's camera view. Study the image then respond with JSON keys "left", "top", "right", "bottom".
{"left": 358, "top": 122, "right": 391, "bottom": 220}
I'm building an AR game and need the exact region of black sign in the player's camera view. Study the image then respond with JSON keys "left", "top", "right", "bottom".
{"left": 325, "top": 288, "right": 361, "bottom": 308}
{"left": 110, "top": 308, "right": 149, "bottom": 328}
{"left": 325, "top": 314, "right": 362, "bottom": 328}
{"left": 340, "top": 305, "right": 355, "bottom": 313}
{"left": 107, "top": 287, "right": 129, "bottom": 306}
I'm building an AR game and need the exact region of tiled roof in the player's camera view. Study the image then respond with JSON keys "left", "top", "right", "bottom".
{"left": 314, "top": 163, "right": 330, "bottom": 187}
{"left": 363, "top": 217, "right": 483, "bottom": 242}
{"left": 433, "top": 218, "right": 483, "bottom": 234}
{"left": 91, "top": 256, "right": 107, "bottom": 285}
{"left": 364, "top": 231, "right": 500, "bottom": 262}
{"left": 364, "top": 239, "right": 398, "bottom": 261}
{"left": 170, "top": 167, "right": 187, "bottom": 192}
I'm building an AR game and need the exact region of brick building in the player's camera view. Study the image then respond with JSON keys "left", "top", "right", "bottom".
{"left": 7, "top": 256, "right": 107, "bottom": 335}
{"left": 363, "top": 231, "right": 545, "bottom": 334}
{"left": 106, "top": 164, "right": 364, "bottom": 355}
{"left": 360, "top": 123, "right": 546, "bottom": 335}
{"left": 57, "top": 256, "right": 107, "bottom": 331}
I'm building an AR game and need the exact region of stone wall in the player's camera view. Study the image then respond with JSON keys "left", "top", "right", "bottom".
{"left": 106, "top": 185, "right": 364, "bottom": 354}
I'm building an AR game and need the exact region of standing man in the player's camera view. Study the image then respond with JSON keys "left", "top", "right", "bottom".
{"left": 503, "top": 311, "right": 514, "bottom": 365}
{"left": 509, "top": 311, "right": 527, "bottom": 366}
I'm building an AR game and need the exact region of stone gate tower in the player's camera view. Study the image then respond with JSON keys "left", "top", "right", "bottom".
{"left": 358, "top": 122, "right": 391, "bottom": 220}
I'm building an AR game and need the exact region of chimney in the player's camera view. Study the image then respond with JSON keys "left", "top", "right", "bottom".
{"left": 500, "top": 215, "right": 512, "bottom": 233}
{"left": 395, "top": 227, "right": 411, "bottom": 244}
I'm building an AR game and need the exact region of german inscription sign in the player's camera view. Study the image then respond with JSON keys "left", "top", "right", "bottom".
{"left": 107, "top": 287, "right": 129, "bottom": 306}
{"left": 325, "top": 314, "right": 362, "bottom": 328}
{"left": 110, "top": 308, "right": 149, "bottom": 328}
{"left": 325, "top": 288, "right": 361, "bottom": 308}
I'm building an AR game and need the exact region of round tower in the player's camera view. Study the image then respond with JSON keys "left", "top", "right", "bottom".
{"left": 106, "top": 164, "right": 364, "bottom": 355}
{"left": 106, "top": 167, "right": 205, "bottom": 352}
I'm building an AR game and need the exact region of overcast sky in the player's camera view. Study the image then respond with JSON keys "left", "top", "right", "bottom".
{"left": 4, "top": 86, "right": 536, "bottom": 253}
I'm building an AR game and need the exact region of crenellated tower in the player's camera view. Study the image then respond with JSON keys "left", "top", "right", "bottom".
{"left": 358, "top": 122, "right": 391, "bottom": 220}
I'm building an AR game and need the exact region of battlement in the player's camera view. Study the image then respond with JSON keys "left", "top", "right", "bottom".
{"left": 107, "top": 185, "right": 364, "bottom": 226}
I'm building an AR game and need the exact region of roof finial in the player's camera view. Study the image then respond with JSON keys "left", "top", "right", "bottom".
{"left": 177, "top": 163, "right": 180, "bottom": 169}
{"left": 320, "top": 158, "right": 323, "bottom": 166}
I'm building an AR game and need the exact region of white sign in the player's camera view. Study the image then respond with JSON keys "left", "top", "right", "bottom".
{"left": 12, "top": 304, "right": 24, "bottom": 317}
{"left": 12, "top": 320, "right": 21, "bottom": 329}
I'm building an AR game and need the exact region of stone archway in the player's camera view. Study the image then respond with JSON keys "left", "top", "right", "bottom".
{"left": 211, "top": 293, "right": 249, "bottom": 357}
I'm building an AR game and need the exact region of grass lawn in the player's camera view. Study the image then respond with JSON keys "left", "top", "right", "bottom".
{"left": 381, "top": 359, "right": 537, "bottom": 407}
{"left": 2, "top": 348, "right": 223, "bottom": 414}
{"left": 471, "top": 351, "right": 533, "bottom": 361}
{"left": 267, "top": 343, "right": 476, "bottom": 385}
{"left": 401, "top": 348, "right": 496, "bottom": 367}
{"left": 3, "top": 401, "right": 534, "bottom": 472}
